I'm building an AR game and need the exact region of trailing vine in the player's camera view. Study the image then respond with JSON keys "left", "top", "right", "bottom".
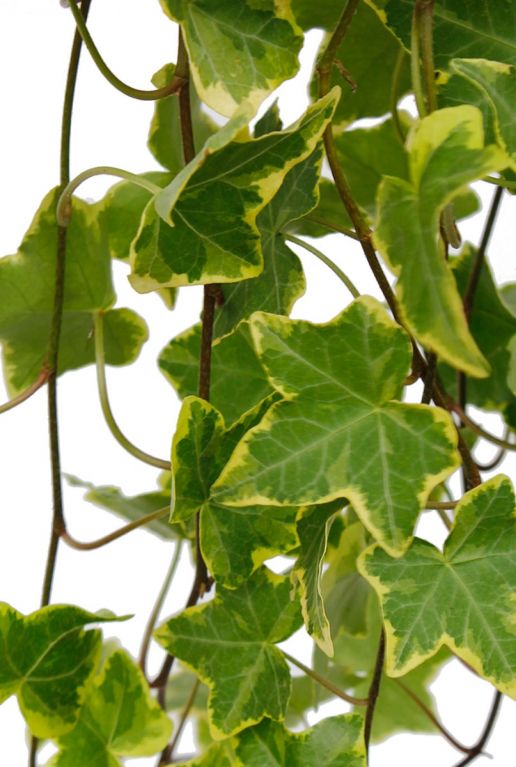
{"left": 1, "top": 1, "right": 516, "bottom": 765}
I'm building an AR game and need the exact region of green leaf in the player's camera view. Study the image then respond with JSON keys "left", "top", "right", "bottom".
{"left": 0, "top": 189, "right": 147, "bottom": 396}
{"left": 148, "top": 63, "right": 216, "bottom": 173}
{"left": 291, "top": 0, "right": 342, "bottom": 30}
{"left": 359, "top": 475, "right": 516, "bottom": 695}
{"left": 319, "top": 1, "right": 411, "bottom": 126}
{"left": 374, "top": 105, "right": 505, "bottom": 376}
{"left": 0, "top": 603, "right": 120, "bottom": 738}
{"left": 381, "top": 1, "right": 516, "bottom": 68}
{"left": 159, "top": 0, "right": 303, "bottom": 117}
{"left": 65, "top": 474, "right": 175, "bottom": 540}
{"left": 182, "top": 742, "right": 236, "bottom": 767}
{"left": 155, "top": 567, "right": 302, "bottom": 738}
{"left": 48, "top": 649, "right": 172, "bottom": 766}
{"left": 438, "top": 246, "right": 516, "bottom": 419}
{"left": 322, "top": 522, "right": 371, "bottom": 639}
{"left": 329, "top": 595, "right": 449, "bottom": 742}
{"left": 212, "top": 297, "right": 460, "bottom": 556}
{"left": 291, "top": 503, "right": 342, "bottom": 656}
{"left": 450, "top": 59, "right": 516, "bottom": 170}
{"left": 159, "top": 321, "right": 274, "bottom": 426}
{"left": 130, "top": 91, "right": 339, "bottom": 291}
{"left": 171, "top": 396, "right": 299, "bottom": 587}
{"left": 234, "top": 715, "right": 365, "bottom": 766}
{"left": 253, "top": 100, "right": 282, "bottom": 138}
{"left": 212, "top": 145, "right": 324, "bottom": 339}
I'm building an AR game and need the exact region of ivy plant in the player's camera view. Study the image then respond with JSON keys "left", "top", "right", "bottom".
{"left": 2, "top": 0, "right": 516, "bottom": 765}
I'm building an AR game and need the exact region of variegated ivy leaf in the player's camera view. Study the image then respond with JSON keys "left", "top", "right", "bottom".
{"left": 148, "top": 63, "right": 216, "bottom": 173}
{"left": 159, "top": 321, "right": 274, "bottom": 426}
{"left": 48, "top": 649, "right": 172, "bottom": 766}
{"left": 172, "top": 396, "right": 298, "bottom": 587}
{"left": 234, "top": 715, "right": 365, "bottom": 767}
{"left": 212, "top": 297, "right": 460, "bottom": 556}
{"left": 0, "top": 603, "right": 121, "bottom": 738}
{"left": 438, "top": 246, "right": 516, "bottom": 421}
{"left": 129, "top": 91, "right": 339, "bottom": 292}
{"left": 155, "top": 567, "right": 302, "bottom": 738}
{"left": 291, "top": 503, "right": 342, "bottom": 656}
{"left": 380, "top": 1, "right": 516, "bottom": 68}
{"left": 0, "top": 189, "right": 148, "bottom": 396}
{"left": 374, "top": 105, "right": 505, "bottom": 377}
{"left": 159, "top": 0, "right": 303, "bottom": 118}
{"left": 212, "top": 145, "right": 323, "bottom": 339}
{"left": 291, "top": 0, "right": 342, "bottom": 31}
{"left": 450, "top": 59, "right": 516, "bottom": 170}
{"left": 359, "top": 475, "right": 516, "bottom": 695}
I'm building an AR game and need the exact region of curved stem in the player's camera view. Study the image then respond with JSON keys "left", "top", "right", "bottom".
{"left": 282, "top": 651, "right": 368, "bottom": 707}
{"left": 67, "top": 0, "right": 186, "bottom": 101}
{"left": 453, "top": 691, "right": 502, "bottom": 767}
{"left": 475, "top": 439, "right": 508, "bottom": 472}
{"left": 390, "top": 47, "right": 408, "bottom": 144}
{"left": 0, "top": 369, "right": 48, "bottom": 415}
{"left": 284, "top": 233, "right": 360, "bottom": 298}
{"left": 57, "top": 165, "right": 160, "bottom": 225}
{"left": 395, "top": 679, "right": 474, "bottom": 754}
{"left": 449, "top": 403, "right": 516, "bottom": 452}
{"left": 364, "top": 628, "right": 385, "bottom": 756}
{"left": 139, "top": 540, "right": 183, "bottom": 675}
{"left": 94, "top": 313, "right": 171, "bottom": 470}
{"left": 159, "top": 679, "right": 200, "bottom": 766}
{"left": 61, "top": 506, "right": 169, "bottom": 551}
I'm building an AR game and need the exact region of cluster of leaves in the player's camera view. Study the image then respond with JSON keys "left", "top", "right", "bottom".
{"left": 2, "top": 0, "right": 516, "bottom": 765}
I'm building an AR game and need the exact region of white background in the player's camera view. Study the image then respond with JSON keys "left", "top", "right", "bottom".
{"left": 0, "top": 1, "right": 515, "bottom": 765}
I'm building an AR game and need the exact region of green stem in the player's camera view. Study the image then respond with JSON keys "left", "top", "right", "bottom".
{"left": 94, "top": 313, "right": 170, "bottom": 470}
{"left": 364, "top": 628, "right": 385, "bottom": 756}
{"left": 426, "top": 500, "right": 457, "bottom": 510}
{"left": 61, "top": 506, "right": 169, "bottom": 551}
{"left": 484, "top": 175, "right": 516, "bottom": 191}
{"left": 282, "top": 651, "right": 368, "bottom": 707}
{"left": 284, "top": 233, "right": 360, "bottom": 298}
{"left": 390, "top": 47, "right": 408, "bottom": 144}
{"left": 417, "top": 0, "right": 437, "bottom": 113}
{"left": 57, "top": 165, "right": 160, "bottom": 225}
{"left": 139, "top": 540, "right": 184, "bottom": 675}
{"left": 67, "top": 0, "right": 186, "bottom": 101}
{"left": 410, "top": 4, "right": 427, "bottom": 116}
{"left": 0, "top": 369, "right": 48, "bottom": 415}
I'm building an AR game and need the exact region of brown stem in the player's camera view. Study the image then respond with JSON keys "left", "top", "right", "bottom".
{"left": 395, "top": 679, "right": 474, "bottom": 754}
{"left": 475, "top": 438, "right": 508, "bottom": 472}
{"left": 448, "top": 403, "right": 516, "bottom": 452}
{"left": 61, "top": 506, "right": 169, "bottom": 551}
{"left": 422, "top": 352, "right": 437, "bottom": 404}
{"left": 33, "top": 6, "right": 93, "bottom": 767}
{"left": 452, "top": 691, "right": 502, "bottom": 767}
{"left": 159, "top": 679, "right": 200, "bottom": 765}
{"left": 364, "top": 628, "right": 385, "bottom": 755}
